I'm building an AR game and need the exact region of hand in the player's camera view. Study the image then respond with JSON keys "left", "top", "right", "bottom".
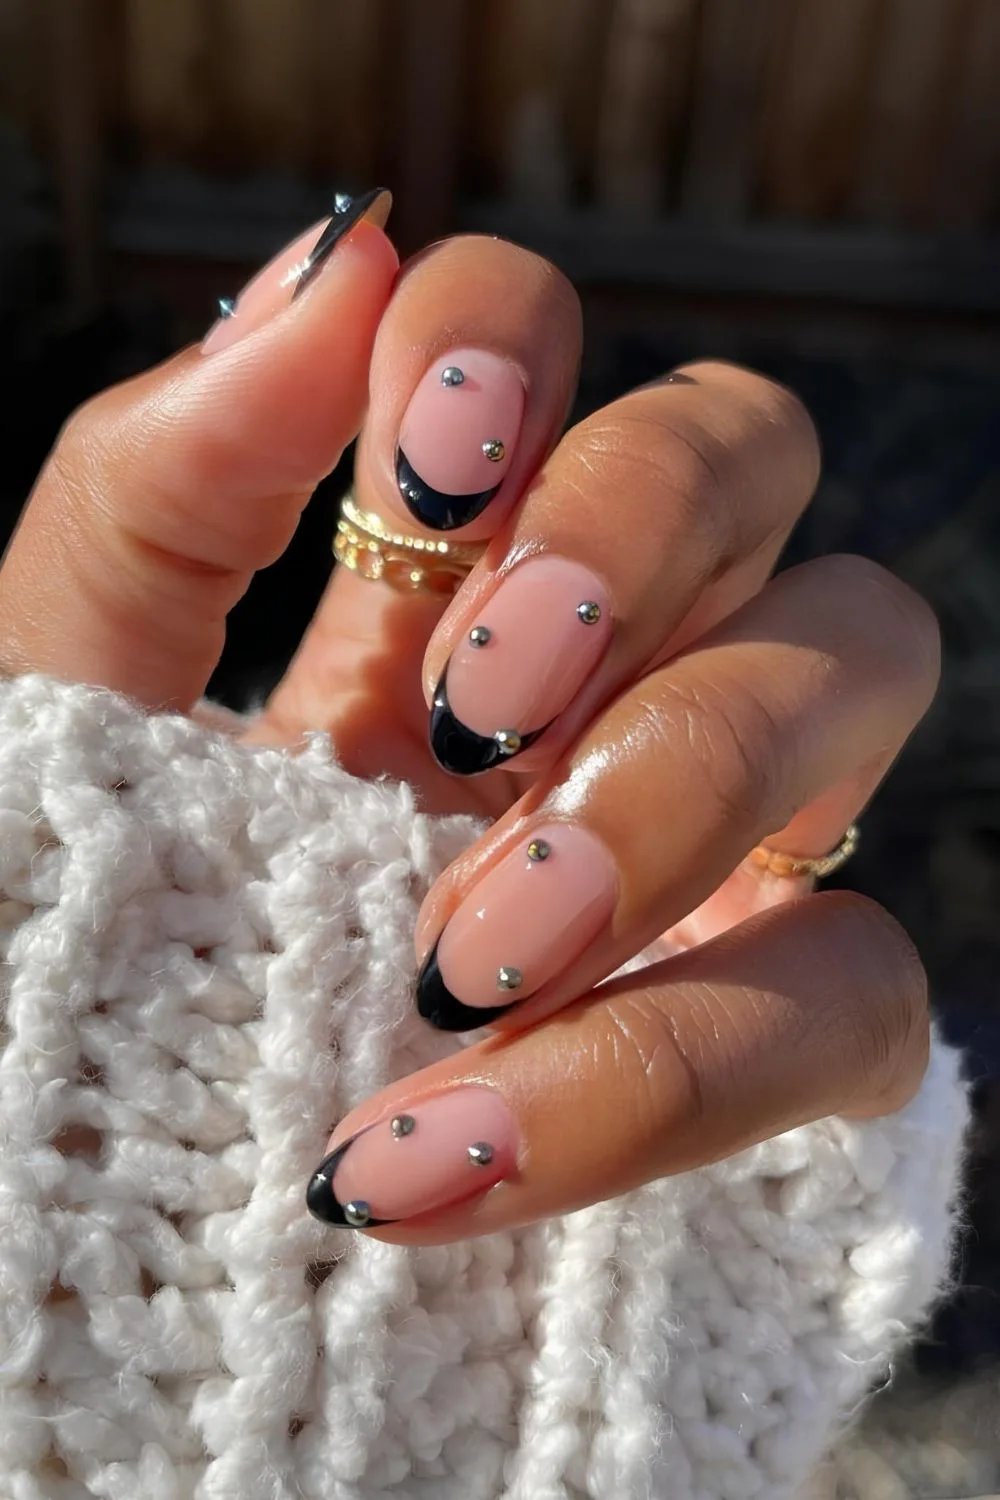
{"left": 0, "top": 199, "right": 937, "bottom": 1244}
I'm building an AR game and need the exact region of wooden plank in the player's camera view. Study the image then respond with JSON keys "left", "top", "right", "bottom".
{"left": 853, "top": 0, "right": 960, "bottom": 227}
{"left": 472, "top": 0, "right": 607, "bottom": 208}
{"left": 759, "top": 0, "right": 886, "bottom": 220}
{"left": 392, "top": 0, "right": 466, "bottom": 250}
{"left": 932, "top": 0, "right": 1000, "bottom": 231}
{"left": 123, "top": 0, "right": 205, "bottom": 160}
{"left": 680, "top": 0, "right": 784, "bottom": 223}
{"left": 594, "top": 0, "right": 698, "bottom": 216}
{"left": 0, "top": 0, "right": 33, "bottom": 130}
{"left": 213, "top": 0, "right": 310, "bottom": 169}
{"left": 43, "top": 0, "right": 106, "bottom": 316}
{"left": 302, "top": 0, "right": 387, "bottom": 184}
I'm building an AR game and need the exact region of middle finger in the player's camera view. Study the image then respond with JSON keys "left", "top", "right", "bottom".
{"left": 415, "top": 553, "right": 939, "bottom": 1031}
{"left": 422, "top": 359, "right": 821, "bottom": 777}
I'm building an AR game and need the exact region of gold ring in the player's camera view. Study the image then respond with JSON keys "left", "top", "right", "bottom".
{"left": 747, "top": 823, "right": 860, "bottom": 880}
{"left": 333, "top": 493, "right": 486, "bottom": 596}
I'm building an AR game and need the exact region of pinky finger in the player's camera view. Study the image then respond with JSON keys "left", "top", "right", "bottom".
{"left": 303, "top": 891, "right": 930, "bottom": 1243}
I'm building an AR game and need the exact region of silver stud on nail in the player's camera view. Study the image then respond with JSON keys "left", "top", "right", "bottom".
{"left": 482, "top": 438, "right": 505, "bottom": 463}
{"left": 577, "top": 601, "right": 602, "bottom": 625}
{"left": 334, "top": 192, "right": 352, "bottom": 213}
{"left": 494, "top": 728, "right": 522, "bottom": 756}
{"left": 497, "top": 966, "right": 523, "bottom": 991}
{"left": 469, "top": 625, "right": 492, "bottom": 648}
{"left": 343, "top": 1200, "right": 372, "bottom": 1227}
{"left": 390, "top": 1114, "right": 415, "bottom": 1139}
{"left": 527, "top": 839, "right": 550, "bottom": 862}
{"left": 468, "top": 1142, "right": 494, "bottom": 1166}
{"left": 441, "top": 366, "right": 465, "bottom": 387}
{"left": 218, "top": 297, "right": 236, "bottom": 319}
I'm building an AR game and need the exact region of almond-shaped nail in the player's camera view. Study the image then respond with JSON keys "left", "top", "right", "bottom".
{"left": 305, "top": 1087, "right": 519, "bottom": 1227}
{"left": 395, "top": 348, "right": 526, "bottom": 531}
{"left": 416, "top": 824, "right": 617, "bottom": 1031}
{"left": 202, "top": 187, "right": 391, "bottom": 355}
{"left": 430, "top": 556, "right": 612, "bottom": 776}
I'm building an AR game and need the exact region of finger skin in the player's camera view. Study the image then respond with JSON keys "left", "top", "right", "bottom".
{"left": 420, "top": 361, "right": 821, "bottom": 778}
{"left": 0, "top": 221, "right": 398, "bottom": 709}
{"left": 306, "top": 892, "right": 930, "bottom": 1244}
{"left": 414, "top": 554, "right": 940, "bottom": 1029}
{"left": 261, "top": 235, "right": 582, "bottom": 782}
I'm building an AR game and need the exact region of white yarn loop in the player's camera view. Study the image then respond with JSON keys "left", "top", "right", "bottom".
{"left": 0, "top": 677, "right": 967, "bottom": 1499}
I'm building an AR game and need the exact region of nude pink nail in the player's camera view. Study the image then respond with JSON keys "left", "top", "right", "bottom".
{"left": 305, "top": 1087, "right": 519, "bottom": 1227}
{"left": 416, "top": 824, "right": 618, "bottom": 1030}
{"left": 202, "top": 187, "right": 391, "bottom": 355}
{"left": 430, "top": 556, "right": 613, "bottom": 776}
{"left": 395, "top": 348, "right": 526, "bottom": 531}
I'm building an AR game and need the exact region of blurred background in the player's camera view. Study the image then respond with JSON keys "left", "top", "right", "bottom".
{"left": 1, "top": 2, "right": 999, "bottom": 1493}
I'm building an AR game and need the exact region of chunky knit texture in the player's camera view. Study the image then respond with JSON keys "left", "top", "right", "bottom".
{"left": 0, "top": 676, "right": 967, "bottom": 1500}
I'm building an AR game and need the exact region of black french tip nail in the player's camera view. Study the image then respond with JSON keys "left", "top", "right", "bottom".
{"left": 292, "top": 185, "right": 392, "bottom": 302}
{"left": 396, "top": 449, "right": 500, "bottom": 532}
{"left": 429, "top": 668, "right": 545, "bottom": 777}
{"left": 305, "top": 1137, "right": 390, "bottom": 1229}
{"left": 415, "top": 939, "right": 516, "bottom": 1032}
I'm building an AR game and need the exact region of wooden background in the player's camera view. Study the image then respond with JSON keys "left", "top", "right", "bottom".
{"left": 2, "top": 0, "right": 1000, "bottom": 321}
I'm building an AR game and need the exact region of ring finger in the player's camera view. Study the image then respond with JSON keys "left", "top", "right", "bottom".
{"left": 413, "top": 552, "right": 939, "bottom": 1031}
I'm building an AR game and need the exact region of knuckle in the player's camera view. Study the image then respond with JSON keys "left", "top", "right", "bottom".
{"left": 566, "top": 406, "right": 732, "bottom": 572}
{"left": 824, "top": 891, "right": 931, "bottom": 1113}
{"left": 646, "top": 672, "right": 789, "bottom": 833}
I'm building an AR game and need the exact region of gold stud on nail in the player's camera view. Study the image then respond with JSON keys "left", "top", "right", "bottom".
{"left": 497, "top": 966, "right": 523, "bottom": 991}
{"left": 343, "top": 1200, "right": 372, "bottom": 1227}
{"left": 527, "top": 839, "right": 550, "bottom": 862}
{"left": 577, "top": 601, "right": 602, "bottom": 624}
{"left": 390, "top": 1114, "right": 415, "bottom": 1139}
{"left": 494, "top": 728, "right": 522, "bottom": 756}
{"left": 441, "top": 366, "right": 465, "bottom": 387}
{"left": 469, "top": 625, "right": 492, "bottom": 647}
{"left": 467, "top": 1142, "right": 494, "bottom": 1166}
{"left": 482, "top": 438, "right": 505, "bottom": 463}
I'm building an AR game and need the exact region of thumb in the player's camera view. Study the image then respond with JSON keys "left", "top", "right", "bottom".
{"left": 0, "top": 193, "right": 397, "bottom": 711}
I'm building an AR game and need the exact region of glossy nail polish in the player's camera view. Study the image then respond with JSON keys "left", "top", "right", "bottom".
{"left": 395, "top": 349, "right": 526, "bottom": 530}
{"left": 416, "top": 824, "right": 617, "bottom": 1031}
{"left": 202, "top": 187, "right": 391, "bottom": 355}
{"left": 430, "top": 557, "right": 612, "bottom": 776}
{"left": 305, "top": 1087, "right": 518, "bottom": 1227}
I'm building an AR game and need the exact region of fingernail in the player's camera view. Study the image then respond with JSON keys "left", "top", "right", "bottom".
{"left": 416, "top": 824, "right": 617, "bottom": 1031}
{"left": 395, "top": 349, "right": 526, "bottom": 531}
{"left": 202, "top": 187, "right": 391, "bottom": 355}
{"left": 430, "top": 557, "right": 612, "bottom": 776}
{"left": 305, "top": 1087, "right": 518, "bottom": 1227}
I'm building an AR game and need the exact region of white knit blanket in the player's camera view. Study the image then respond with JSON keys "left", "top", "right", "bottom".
{"left": 0, "top": 676, "right": 967, "bottom": 1500}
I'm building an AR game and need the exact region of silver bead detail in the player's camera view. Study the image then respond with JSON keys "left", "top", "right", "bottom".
{"left": 482, "top": 438, "right": 505, "bottom": 463}
{"left": 494, "top": 728, "right": 522, "bottom": 756}
{"left": 343, "top": 1200, "right": 372, "bottom": 1227}
{"left": 441, "top": 366, "right": 465, "bottom": 387}
{"left": 467, "top": 1142, "right": 494, "bottom": 1166}
{"left": 334, "top": 192, "right": 352, "bottom": 213}
{"left": 218, "top": 297, "right": 236, "bottom": 319}
{"left": 527, "top": 839, "right": 550, "bottom": 862}
{"left": 469, "top": 625, "right": 492, "bottom": 648}
{"left": 577, "top": 601, "right": 602, "bottom": 625}
{"left": 390, "top": 1114, "right": 415, "bottom": 1139}
{"left": 497, "top": 966, "right": 523, "bottom": 991}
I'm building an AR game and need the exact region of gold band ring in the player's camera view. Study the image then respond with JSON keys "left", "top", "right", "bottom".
{"left": 747, "top": 823, "right": 860, "bottom": 880}
{"left": 333, "top": 493, "right": 486, "bottom": 596}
